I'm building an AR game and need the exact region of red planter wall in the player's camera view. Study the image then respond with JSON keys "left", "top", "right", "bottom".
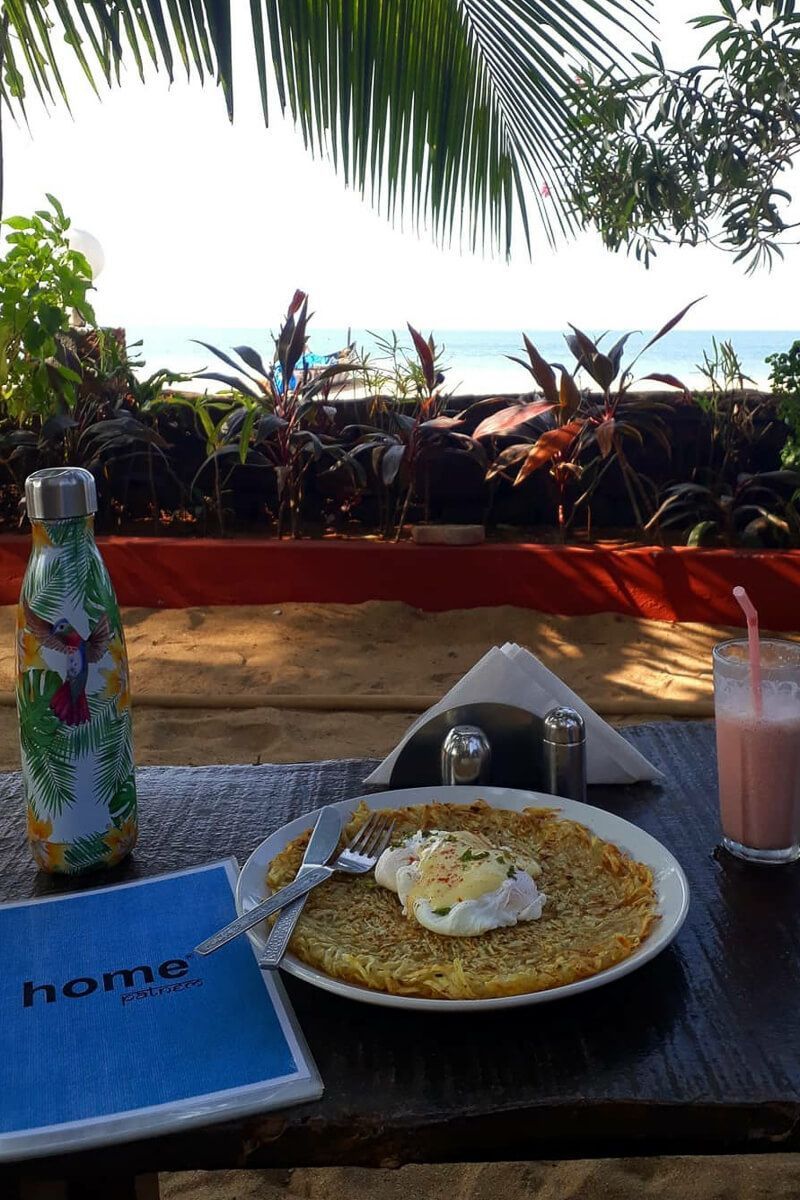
{"left": 0, "top": 535, "right": 798, "bottom": 627}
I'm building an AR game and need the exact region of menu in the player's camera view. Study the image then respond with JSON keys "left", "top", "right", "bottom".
{"left": 0, "top": 860, "right": 321, "bottom": 1160}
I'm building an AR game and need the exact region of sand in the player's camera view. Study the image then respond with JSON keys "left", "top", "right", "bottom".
{"left": 162, "top": 1156, "right": 800, "bottom": 1199}
{"left": 0, "top": 602, "right": 742, "bottom": 770}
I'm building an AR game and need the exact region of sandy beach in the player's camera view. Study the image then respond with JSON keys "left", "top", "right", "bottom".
{"left": 0, "top": 601, "right": 738, "bottom": 770}
{"left": 163, "top": 1155, "right": 800, "bottom": 1199}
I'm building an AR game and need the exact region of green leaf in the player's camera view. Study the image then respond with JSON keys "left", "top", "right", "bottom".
{"left": 65, "top": 693, "right": 125, "bottom": 760}
{"left": 142, "top": 0, "right": 175, "bottom": 79}
{"left": 93, "top": 709, "right": 135, "bottom": 810}
{"left": 23, "top": 552, "right": 66, "bottom": 622}
{"left": 65, "top": 831, "right": 110, "bottom": 871}
{"left": 42, "top": 516, "right": 95, "bottom": 607}
{"left": 17, "top": 671, "right": 75, "bottom": 816}
{"left": 53, "top": 363, "right": 83, "bottom": 385}
{"left": 44, "top": 193, "right": 66, "bottom": 223}
{"left": 82, "top": 554, "right": 109, "bottom": 621}
{"left": 238, "top": 406, "right": 257, "bottom": 464}
{"left": 248, "top": 0, "right": 269, "bottom": 123}
{"left": 109, "top": 773, "right": 137, "bottom": 821}
{"left": 688, "top": 520, "right": 720, "bottom": 547}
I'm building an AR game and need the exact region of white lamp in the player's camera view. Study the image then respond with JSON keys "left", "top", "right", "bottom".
{"left": 68, "top": 228, "right": 105, "bottom": 280}
{"left": 67, "top": 228, "right": 104, "bottom": 328}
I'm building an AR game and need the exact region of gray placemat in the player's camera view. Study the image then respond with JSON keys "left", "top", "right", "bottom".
{"left": 0, "top": 756, "right": 379, "bottom": 902}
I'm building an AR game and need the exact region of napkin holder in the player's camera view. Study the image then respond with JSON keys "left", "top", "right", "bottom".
{"left": 388, "top": 702, "right": 545, "bottom": 790}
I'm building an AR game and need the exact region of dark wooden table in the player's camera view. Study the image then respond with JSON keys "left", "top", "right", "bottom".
{"left": 2, "top": 722, "right": 800, "bottom": 1197}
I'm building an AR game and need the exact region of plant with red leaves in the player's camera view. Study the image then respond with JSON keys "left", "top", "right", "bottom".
{"left": 475, "top": 300, "right": 704, "bottom": 533}
{"left": 190, "top": 291, "right": 363, "bottom": 536}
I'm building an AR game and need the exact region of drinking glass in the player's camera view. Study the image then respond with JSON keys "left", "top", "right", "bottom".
{"left": 713, "top": 638, "right": 800, "bottom": 864}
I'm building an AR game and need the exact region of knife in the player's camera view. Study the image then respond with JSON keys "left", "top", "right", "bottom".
{"left": 260, "top": 805, "right": 343, "bottom": 969}
{"left": 195, "top": 806, "right": 343, "bottom": 958}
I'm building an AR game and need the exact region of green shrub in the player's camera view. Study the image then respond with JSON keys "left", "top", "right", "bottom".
{"left": 0, "top": 195, "right": 95, "bottom": 420}
{"left": 766, "top": 341, "right": 800, "bottom": 467}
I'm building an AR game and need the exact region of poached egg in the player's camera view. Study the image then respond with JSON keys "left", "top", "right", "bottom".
{"left": 374, "top": 828, "right": 546, "bottom": 937}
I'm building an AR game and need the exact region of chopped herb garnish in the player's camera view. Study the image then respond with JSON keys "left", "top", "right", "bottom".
{"left": 444, "top": 835, "right": 458, "bottom": 843}
{"left": 459, "top": 848, "right": 490, "bottom": 863}
{"left": 420, "top": 829, "right": 433, "bottom": 838}
{"left": 507, "top": 865, "right": 517, "bottom": 879}
{"left": 432, "top": 906, "right": 452, "bottom": 916}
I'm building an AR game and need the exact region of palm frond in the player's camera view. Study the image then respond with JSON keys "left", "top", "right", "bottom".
{"left": 17, "top": 671, "right": 75, "bottom": 815}
{"left": 23, "top": 552, "right": 66, "bottom": 622}
{"left": 0, "top": 0, "right": 653, "bottom": 253}
{"left": 261, "top": 0, "right": 654, "bottom": 252}
{"left": 93, "top": 708, "right": 134, "bottom": 809}
{"left": 64, "top": 692, "right": 126, "bottom": 758}
{"left": 0, "top": 1, "right": 215, "bottom": 110}
{"left": 42, "top": 517, "right": 95, "bottom": 607}
{"left": 65, "top": 830, "right": 109, "bottom": 871}
{"left": 83, "top": 549, "right": 118, "bottom": 622}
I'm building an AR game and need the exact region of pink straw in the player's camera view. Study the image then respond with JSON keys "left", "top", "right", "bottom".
{"left": 733, "top": 586, "right": 762, "bottom": 718}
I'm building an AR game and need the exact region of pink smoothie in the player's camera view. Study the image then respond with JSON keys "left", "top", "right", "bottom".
{"left": 716, "top": 708, "right": 800, "bottom": 850}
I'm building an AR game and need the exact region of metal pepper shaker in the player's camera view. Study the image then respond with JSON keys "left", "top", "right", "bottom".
{"left": 543, "top": 706, "right": 586, "bottom": 803}
{"left": 441, "top": 725, "right": 491, "bottom": 785}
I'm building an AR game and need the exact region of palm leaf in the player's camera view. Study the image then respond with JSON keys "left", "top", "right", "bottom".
{"left": 93, "top": 708, "right": 134, "bottom": 809}
{"left": 64, "top": 0, "right": 112, "bottom": 87}
{"left": 65, "top": 694, "right": 128, "bottom": 759}
{"left": 83, "top": 548, "right": 119, "bottom": 622}
{"left": 40, "top": 518, "right": 114, "bottom": 615}
{"left": 54, "top": 520, "right": 93, "bottom": 607}
{"left": 65, "top": 830, "right": 110, "bottom": 871}
{"left": 17, "top": 671, "right": 75, "bottom": 815}
{"left": 22, "top": 552, "right": 66, "bottom": 622}
{"left": 1, "top": 0, "right": 653, "bottom": 253}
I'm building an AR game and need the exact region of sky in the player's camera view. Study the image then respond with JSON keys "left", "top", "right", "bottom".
{"left": 5, "top": 1, "right": 799, "bottom": 335}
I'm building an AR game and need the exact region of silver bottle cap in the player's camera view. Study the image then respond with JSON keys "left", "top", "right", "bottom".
{"left": 25, "top": 467, "right": 97, "bottom": 521}
{"left": 543, "top": 706, "right": 586, "bottom": 746}
{"left": 441, "top": 724, "right": 491, "bottom": 785}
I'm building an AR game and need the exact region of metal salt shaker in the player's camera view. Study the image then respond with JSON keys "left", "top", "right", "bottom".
{"left": 441, "top": 725, "right": 491, "bottom": 785}
{"left": 543, "top": 706, "right": 587, "bottom": 803}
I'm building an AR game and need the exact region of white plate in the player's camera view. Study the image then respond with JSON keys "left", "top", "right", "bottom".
{"left": 236, "top": 785, "right": 690, "bottom": 1012}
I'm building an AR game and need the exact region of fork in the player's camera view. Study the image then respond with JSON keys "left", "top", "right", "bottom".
{"left": 194, "top": 811, "right": 396, "bottom": 957}
{"left": 259, "top": 810, "right": 395, "bottom": 968}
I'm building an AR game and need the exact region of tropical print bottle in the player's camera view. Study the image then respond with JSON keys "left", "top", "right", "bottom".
{"left": 16, "top": 468, "right": 136, "bottom": 873}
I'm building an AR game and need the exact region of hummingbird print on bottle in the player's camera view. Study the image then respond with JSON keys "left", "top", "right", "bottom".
{"left": 22, "top": 600, "right": 112, "bottom": 727}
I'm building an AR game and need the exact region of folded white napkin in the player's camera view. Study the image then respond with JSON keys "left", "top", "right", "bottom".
{"left": 365, "top": 643, "right": 663, "bottom": 788}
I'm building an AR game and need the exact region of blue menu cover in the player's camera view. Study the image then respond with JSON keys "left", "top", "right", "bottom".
{"left": 0, "top": 861, "right": 321, "bottom": 1160}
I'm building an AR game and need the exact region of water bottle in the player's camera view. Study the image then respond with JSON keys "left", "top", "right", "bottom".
{"left": 16, "top": 468, "right": 136, "bottom": 873}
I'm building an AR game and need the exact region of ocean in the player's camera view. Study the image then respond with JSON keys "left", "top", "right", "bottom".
{"left": 126, "top": 326, "right": 800, "bottom": 396}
